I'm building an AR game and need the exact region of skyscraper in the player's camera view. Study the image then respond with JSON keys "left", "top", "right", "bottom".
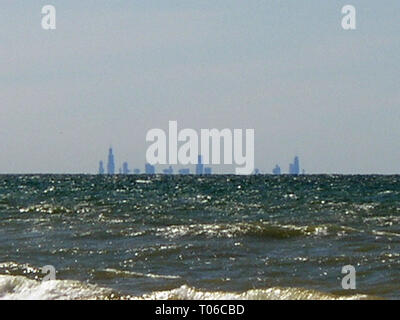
{"left": 272, "top": 164, "right": 281, "bottom": 175}
{"left": 107, "top": 147, "right": 115, "bottom": 175}
{"left": 122, "top": 162, "right": 130, "bottom": 175}
{"left": 293, "top": 156, "right": 300, "bottom": 175}
{"left": 195, "top": 155, "right": 204, "bottom": 175}
{"left": 98, "top": 161, "right": 105, "bottom": 174}
{"left": 289, "top": 156, "right": 300, "bottom": 175}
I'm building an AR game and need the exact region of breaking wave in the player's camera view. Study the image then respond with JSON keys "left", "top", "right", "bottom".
{"left": 138, "top": 285, "right": 373, "bottom": 300}
{"left": 0, "top": 275, "right": 374, "bottom": 300}
{"left": 0, "top": 275, "right": 113, "bottom": 300}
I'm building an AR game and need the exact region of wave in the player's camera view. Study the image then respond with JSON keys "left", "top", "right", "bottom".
{"left": 153, "top": 222, "right": 355, "bottom": 240}
{"left": 0, "top": 275, "right": 113, "bottom": 300}
{"left": 138, "top": 285, "right": 372, "bottom": 300}
{"left": 94, "top": 268, "right": 181, "bottom": 280}
{"left": 19, "top": 204, "right": 71, "bottom": 214}
{"left": 0, "top": 275, "right": 374, "bottom": 300}
{"left": 0, "top": 261, "right": 42, "bottom": 278}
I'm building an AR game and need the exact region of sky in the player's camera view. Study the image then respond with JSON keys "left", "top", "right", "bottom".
{"left": 0, "top": 0, "right": 399, "bottom": 174}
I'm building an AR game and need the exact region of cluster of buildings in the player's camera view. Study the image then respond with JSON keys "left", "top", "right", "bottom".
{"left": 98, "top": 148, "right": 212, "bottom": 175}
{"left": 271, "top": 156, "right": 305, "bottom": 175}
{"left": 98, "top": 148, "right": 304, "bottom": 175}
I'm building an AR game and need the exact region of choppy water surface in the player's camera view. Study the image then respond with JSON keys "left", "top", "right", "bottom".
{"left": 0, "top": 175, "right": 399, "bottom": 300}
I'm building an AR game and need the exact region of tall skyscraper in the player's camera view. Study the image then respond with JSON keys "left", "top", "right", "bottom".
{"left": 195, "top": 155, "right": 204, "bottom": 175}
{"left": 289, "top": 156, "right": 300, "bottom": 175}
{"left": 145, "top": 163, "right": 155, "bottom": 174}
{"left": 107, "top": 147, "right": 115, "bottom": 175}
{"left": 293, "top": 156, "right": 300, "bottom": 175}
{"left": 98, "top": 161, "right": 105, "bottom": 174}
{"left": 272, "top": 165, "right": 281, "bottom": 175}
{"left": 122, "top": 162, "right": 130, "bottom": 175}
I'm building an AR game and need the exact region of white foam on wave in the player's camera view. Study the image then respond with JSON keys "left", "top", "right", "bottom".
{"left": 0, "top": 275, "right": 373, "bottom": 300}
{"left": 137, "top": 285, "right": 371, "bottom": 300}
{"left": 0, "top": 275, "right": 112, "bottom": 300}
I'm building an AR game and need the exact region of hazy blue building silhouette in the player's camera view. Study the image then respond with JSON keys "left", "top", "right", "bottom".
{"left": 204, "top": 167, "right": 212, "bottom": 175}
{"left": 122, "top": 162, "right": 130, "bottom": 175}
{"left": 254, "top": 168, "right": 260, "bottom": 175}
{"left": 196, "top": 155, "right": 204, "bottom": 175}
{"left": 179, "top": 168, "right": 190, "bottom": 175}
{"left": 293, "top": 156, "right": 300, "bottom": 174}
{"left": 107, "top": 148, "right": 115, "bottom": 175}
{"left": 163, "top": 166, "right": 173, "bottom": 174}
{"left": 133, "top": 169, "right": 140, "bottom": 174}
{"left": 289, "top": 156, "right": 300, "bottom": 175}
{"left": 272, "top": 165, "right": 281, "bottom": 175}
{"left": 98, "top": 161, "right": 105, "bottom": 174}
{"left": 145, "top": 163, "right": 155, "bottom": 174}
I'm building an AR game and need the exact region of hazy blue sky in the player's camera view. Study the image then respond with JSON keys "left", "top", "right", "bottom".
{"left": 1, "top": 1, "right": 399, "bottom": 174}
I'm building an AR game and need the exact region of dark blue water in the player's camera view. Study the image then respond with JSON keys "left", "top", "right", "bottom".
{"left": 0, "top": 175, "right": 399, "bottom": 299}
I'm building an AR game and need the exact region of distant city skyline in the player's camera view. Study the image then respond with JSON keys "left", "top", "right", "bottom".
{"left": 97, "top": 147, "right": 302, "bottom": 175}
